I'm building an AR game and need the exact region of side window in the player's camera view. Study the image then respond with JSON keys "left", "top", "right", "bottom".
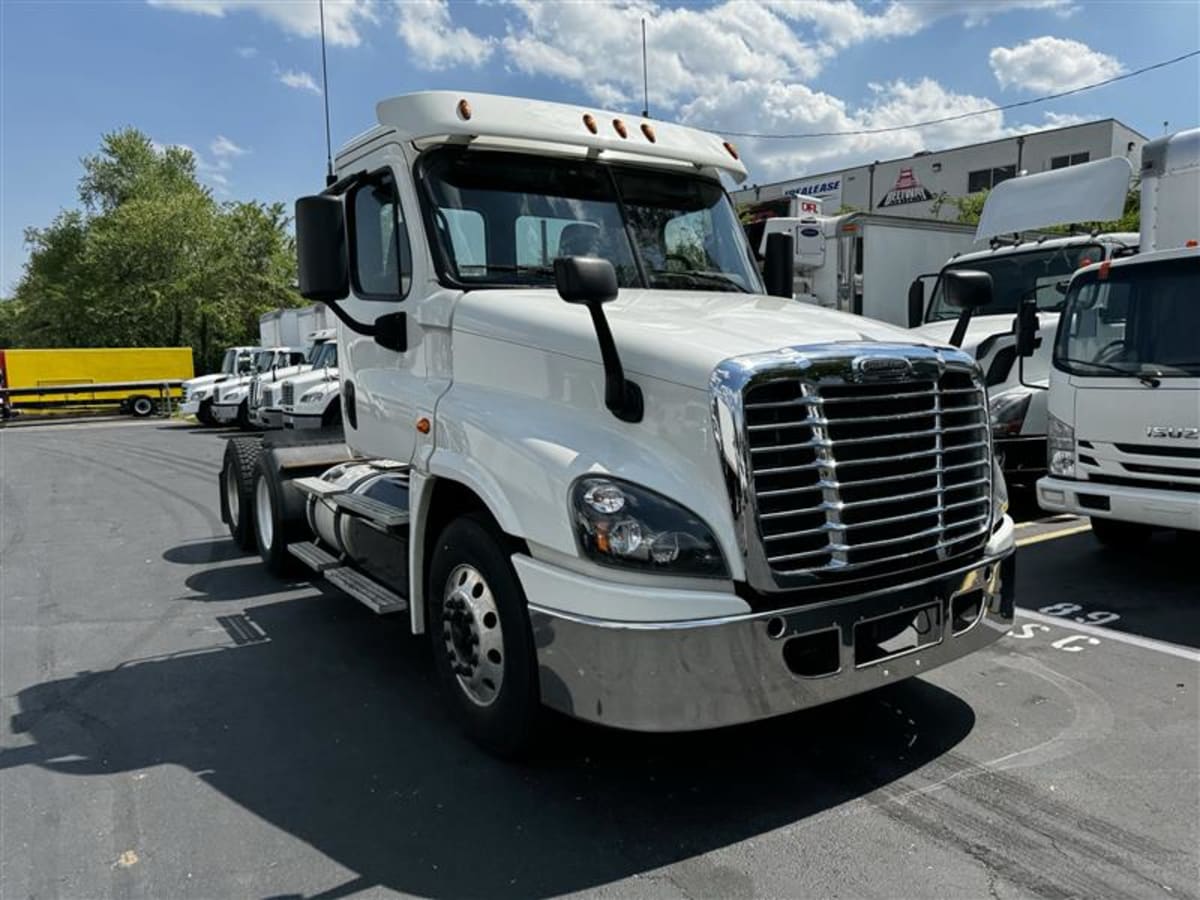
{"left": 350, "top": 174, "right": 411, "bottom": 300}
{"left": 290, "top": 352, "right": 306, "bottom": 366}
{"left": 516, "top": 215, "right": 580, "bottom": 266}
{"left": 440, "top": 208, "right": 487, "bottom": 272}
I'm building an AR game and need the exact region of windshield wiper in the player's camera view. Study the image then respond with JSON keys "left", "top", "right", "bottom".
{"left": 650, "top": 270, "right": 749, "bottom": 292}
{"left": 1060, "top": 357, "right": 1162, "bottom": 388}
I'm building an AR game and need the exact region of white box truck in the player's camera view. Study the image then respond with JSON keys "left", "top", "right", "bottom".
{"left": 216, "top": 92, "right": 1015, "bottom": 756}
{"left": 1035, "top": 128, "right": 1200, "bottom": 540}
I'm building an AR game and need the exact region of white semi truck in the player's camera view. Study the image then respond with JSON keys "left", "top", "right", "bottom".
{"left": 907, "top": 159, "right": 1138, "bottom": 489}
{"left": 249, "top": 328, "right": 336, "bottom": 428}
{"left": 278, "top": 342, "right": 340, "bottom": 430}
{"left": 180, "top": 346, "right": 258, "bottom": 425}
{"left": 1035, "top": 128, "right": 1200, "bottom": 541}
{"left": 210, "top": 346, "right": 309, "bottom": 429}
{"left": 217, "top": 92, "right": 1015, "bottom": 756}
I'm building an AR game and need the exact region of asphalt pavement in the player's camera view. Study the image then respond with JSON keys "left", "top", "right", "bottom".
{"left": 1, "top": 418, "right": 1197, "bottom": 899}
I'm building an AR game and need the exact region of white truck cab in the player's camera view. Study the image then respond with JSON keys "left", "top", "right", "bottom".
{"left": 250, "top": 329, "right": 336, "bottom": 428}
{"left": 909, "top": 158, "right": 1139, "bottom": 489}
{"left": 1036, "top": 128, "right": 1200, "bottom": 541}
{"left": 181, "top": 346, "right": 257, "bottom": 425}
{"left": 211, "top": 346, "right": 307, "bottom": 429}
{"left": 217, "top": 92, "right": 1015, "bottom": 756}
{"left": 279, "top": 340, "right": 340, "bottom": 430}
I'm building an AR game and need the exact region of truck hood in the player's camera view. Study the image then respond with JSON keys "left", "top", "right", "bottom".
{"left": 184, "top": 373, "right": 230, "bottom": 392}
{"left": 911, "top": 312, "right": 1061, "bottom": 360}
{"left": 455, "top": 288, "right": 939, "bottom": 389}
{"left": 284, "top": 368, "right": 338, "bottom": 392}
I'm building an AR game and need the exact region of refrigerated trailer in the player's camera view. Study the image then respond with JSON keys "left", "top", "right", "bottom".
{"left": 217, "top": 91, "right": 1016, "bottom": 756}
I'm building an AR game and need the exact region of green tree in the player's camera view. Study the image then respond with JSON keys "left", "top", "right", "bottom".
{"left": 10, "top": 128, "right": 301, "bottom": 371}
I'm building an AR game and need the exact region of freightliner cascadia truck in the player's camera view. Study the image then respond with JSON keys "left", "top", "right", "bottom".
{"left": 217, "top": 92, "right": 1016, "bottom": 756}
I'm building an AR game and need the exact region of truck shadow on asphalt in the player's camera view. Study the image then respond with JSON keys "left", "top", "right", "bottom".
{"left": 2, "top": 554, "right": 978, "bottom": 899}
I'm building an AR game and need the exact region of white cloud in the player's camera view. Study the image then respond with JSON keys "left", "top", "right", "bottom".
{"left": 278, "top": 69, "right": 323, "bottom": 96}
{"left": 989, "top": 36, "right": 1124, "bottom": 92}
{"left": 395, "top": 0, "right": 494, "bottom": 70}
{"left": 146, "top": 0, "right": 379, "bottom": 47}
{"left": 210, "top": 135, "right": 247, "bottom": 158}
{"left": 151, "top": 139, "right": 235, "bottom": 193}
{"left": 235, "top": 46, "right": 258, "bottom": 58}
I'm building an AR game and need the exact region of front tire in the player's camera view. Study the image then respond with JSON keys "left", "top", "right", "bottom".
{"left": 220, "top": 437, "right": 262, "bottom": 551}
{"left": 1090, "top": 517, "right": 1152, "bottom": 548}
{"left": 321, "top": 397, "right": 343, "bottom": 430}
{"left": 236, "top": 400, "right": 254, "bottom": 431}
{"left": 428, "top": 514, "right": 541, "bottom": 758}
{"left": 197, "top": 397, "right": 216, "bottom": 426}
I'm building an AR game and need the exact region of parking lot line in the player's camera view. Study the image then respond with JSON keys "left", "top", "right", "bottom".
{"left": 1014, "top": 608, "right": 1200, "bottom": 662}
{"left": 1015, "top": 523, "right": 1092, "bottom": 547}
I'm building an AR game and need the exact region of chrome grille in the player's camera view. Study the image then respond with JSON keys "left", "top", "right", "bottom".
{"left": 281, "top": 382, "right": 295, "bottom": 406}
{"left": 249, "top": 376, "right": 262, "bottom": 407}
{"left": 743, "top": 368, "right": 991, "bottom": 577}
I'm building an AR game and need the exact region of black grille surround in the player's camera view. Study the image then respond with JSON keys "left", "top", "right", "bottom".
{"left": 713, "top": 345, "right": 994, "bottom": 594}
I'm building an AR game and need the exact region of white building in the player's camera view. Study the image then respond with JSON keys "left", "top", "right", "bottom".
{"left": 732, "top": 119, "right": 1146, "bottom": 221}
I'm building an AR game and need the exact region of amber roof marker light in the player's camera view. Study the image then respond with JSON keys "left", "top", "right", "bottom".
{"left": 456, "top": 98, "right": 472, "bottom": 121}
{"left": 583, "top": 113, "right": 598, "bottom": 134}
{"left": 723, "top": 140, "right": 740, "bottom": 160}
{"left": 613, "top": 118, "right": 629, "bottom": 138}
{"left": 640, "top": 123, "right": 656, "bottom": 143}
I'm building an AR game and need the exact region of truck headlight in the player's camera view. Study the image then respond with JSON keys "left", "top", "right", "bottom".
{"left": 571, "top": 476, "right": 728, "bottom": 578}
{"left": 1047, "top": 413, "right": 1075, "bottom": 478}
{"left": 989, "top": 390, "right": 1032, "bottom": 438}
{"left": 189, "top": 388, "right": 209, "bottom": 401}
{"left": 300, "top": 386, "right": 334, "bottom": 404}
{"left": 222, "top": 387, "right": 247, "bottom": 403}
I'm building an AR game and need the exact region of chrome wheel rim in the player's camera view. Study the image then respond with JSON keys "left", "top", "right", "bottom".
{"left": 224, "top": 462, "right": 240, "bottom": 528}
{"left": 255, "top": 477, "right": 273, "bottom": 551}
{"left": 442, "top": 564, "right": 504, "bottom": 707}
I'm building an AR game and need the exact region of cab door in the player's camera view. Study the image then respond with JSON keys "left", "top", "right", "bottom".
{"left": 337, "top": 143, "right": 449, "bottom": 464}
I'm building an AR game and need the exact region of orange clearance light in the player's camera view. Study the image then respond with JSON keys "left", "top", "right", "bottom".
{"left": 456, "top": 99, "right": 472, "bottom": 121}
{"left": 723, "top": 140, "right": 740, "bottom": 160}
{"left": 613, "top": 118, "right": 628, "bottom": 138}
{"left": 416, "top": 417, "right": 431, "bottom": 434}
{"left": 583, "top": 113, "right": 598, "bottom": 134}
{"left": 1186, "top": 239, "right": 1198, "bottom": 247}
{"left": 640, "top": 122, "right": 656, "bottom": 143}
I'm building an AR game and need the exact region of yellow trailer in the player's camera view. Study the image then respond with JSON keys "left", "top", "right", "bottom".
{"left": 0, "top": 347, "right": 194, "bottom": 417}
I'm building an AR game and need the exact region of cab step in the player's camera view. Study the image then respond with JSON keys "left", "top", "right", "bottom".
{"left": 324, "top": 567, "right": 408, "bottom": 615}
{"left": 287, "top": 540, "right": 342, "bottom": 572}
{"left": 331, "top": 492, "right": 410, "bottom": 529}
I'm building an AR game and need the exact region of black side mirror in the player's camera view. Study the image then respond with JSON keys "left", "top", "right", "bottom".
{"left": 763, "top": 232, "right": 794, "bottom": 298}
{"left": 296, "top": 195, "right": 349, "bottom": 302}
{"left": 554, "top": 257, "right": 642, "bottom": 423}
{"left": 942, "top": 269, "right": 993, "bottom": 310}
{"left": 553, "top": 255, "right": 617, "bottom": 305}
{"left": 1014, "top": 298, "right": 1040, "bottom": 358}
{"left": 907, "top": 278, "right": 925, "bottom": 327}
{"left": 944, "top": 269, "right": 993, "bottom": 348}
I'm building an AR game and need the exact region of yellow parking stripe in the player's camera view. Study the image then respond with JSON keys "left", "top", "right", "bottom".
{"left": 1016, "top": 523, "right": 1093, "bottom": 547}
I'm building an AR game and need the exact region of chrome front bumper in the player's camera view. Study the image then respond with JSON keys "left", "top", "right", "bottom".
{"left": 525, "top": 521, "right": 1016, "bottom": 732}
{"left": 211, "top": 403, "right": 240, "bottom": 423}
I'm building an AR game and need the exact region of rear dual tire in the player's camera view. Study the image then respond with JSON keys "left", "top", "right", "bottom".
{"left": 253, "top": 461, "right": 307, "bottom": 576}
{"left": 220, "top": 437, "right": 263, "bottom": 551}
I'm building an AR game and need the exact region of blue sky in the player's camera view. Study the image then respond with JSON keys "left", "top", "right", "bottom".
{"left": 2, "top": 0, "right": 1198, "bottom": 294}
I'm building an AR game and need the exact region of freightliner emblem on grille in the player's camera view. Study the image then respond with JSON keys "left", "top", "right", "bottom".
{"left": 852, "top": 355, "right": 912, "bottom": 380}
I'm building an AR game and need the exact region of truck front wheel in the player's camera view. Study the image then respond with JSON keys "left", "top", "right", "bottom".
{"left": 197, "top": 398, "right": 216, "bottom": 426}
{"left": 220, "top": 437, "right": 262, "bottom": 551}
{"left": 1090, "top": 517, "right": 1152, "bottom": 548}
{"left": 236, "top": 401, "right": 254, "bottom": 431}
{"left": 428, "top": 514, "right": 540, "bottom": 758}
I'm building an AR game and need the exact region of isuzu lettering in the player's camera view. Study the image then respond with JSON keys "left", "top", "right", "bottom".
{"left": 218, "top": 92, "right": 1016, "bottom": 756}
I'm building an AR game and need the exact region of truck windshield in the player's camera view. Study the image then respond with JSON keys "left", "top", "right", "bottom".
{"left": 253, "top": 351, "right": 276, "bottom": 372}
{"left": 308, "top": 342, "right": 337, "bottom": 368}
{"left": 926, "top": 243, "right": 1105, "bottom": 322}
{"left": 420, "top": 148, "right": 763, "bottom": 293}
{"left": 221, "top": 350, "right": 254, "bottom": 375}
{"left": 1055, "top": 255, "right": 1200, "bottom": 378}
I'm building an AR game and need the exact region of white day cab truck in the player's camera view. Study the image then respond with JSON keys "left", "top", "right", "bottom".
{"left": 217, "top": 92, "right": 1016, "bottom": 756}
{"left": 906, "top": 158, "right": 1140, "bottom": 490}
{"left": 249, "top": 328, "right": 337, "bottom": 429}
{"left": 278, "top": 340, "right": 341, "bottom": 430}
{"left": 180, "top": 346, "right": 257, "bottom": 425}
{"left": 210, "top": 346, "right": 309, "bottom": 429}
{"left": 1035, "top": 128, "right": 1200, "bottom": 543}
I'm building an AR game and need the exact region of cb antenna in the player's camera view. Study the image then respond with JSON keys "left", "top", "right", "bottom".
{"left": 319, "top": 0, "right": 335, "bottom": 185}
{"left": 640, "top": 18, "right": 650, "bottom": 118}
